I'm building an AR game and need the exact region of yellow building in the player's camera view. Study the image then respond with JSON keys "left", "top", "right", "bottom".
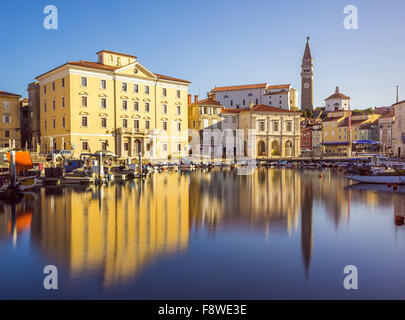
{"left": 322, "top": 110, "right": 380, "bottom": 154}
{"left": 35, "top": 50, "right": 191, "bottom": 160}
{"left": 188, "top": 93, "right": 223, "bottom": 157}
{"left": 0, "top": 91, "right": 22, "bottom": 148}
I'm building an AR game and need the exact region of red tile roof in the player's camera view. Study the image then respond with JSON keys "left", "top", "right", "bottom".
{"left": 37, "top": 61, "right": 191, "bottom": 84}
{"left": 36, "top": 61, "right": 119, "bottom": 78}
{"left": 323, "top": 116, "right": 344, "bottom": 122}
{"left": 221, "top": 104, "right": 299, "bottom": 114}
{"left": 221, "top": 107, "right": 244, "bottom": 114}
{"left": 380, "top": 110, "right": 395, "bottom": 118}
{"left": 192, "top": 98, "right": 221, "bottom": 106}
{"left": 266, "top": 84, "right": 290, "bottom": 89}
{"left": 0, "top": 91, "right": 21, "bottom": 98}
{"left": 211, "top": 83, "right": 267, "bottom": 92}
{"left": 69, "top": 61, "right": 120, "bottom": 71}
{"left": 265, "top": 91, "right": 289, "bottom": 95}
{"left": 338, "top": 119, "right": 367, "bottom": 127}
{"left": 154, "top": 73, "right": 191, "bottom": 84}
{"left": 325, "top": 92, "right": 350, "bottom": 100}
{"left": 246, "top": 104, "right": 298, "bottom": 113}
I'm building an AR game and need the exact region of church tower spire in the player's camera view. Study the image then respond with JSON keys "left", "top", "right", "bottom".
{"left": 301, "top": 37, "right": 314, "bottom": 112}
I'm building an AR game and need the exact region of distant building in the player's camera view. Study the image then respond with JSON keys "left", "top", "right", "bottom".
{"left": 378, "top": 110, "right": 395, "bottom": 155}
{"left": 211, "top": 83, "right": 297, "bottom": 111}
{"left": 0, "top": 90, "right": 22, "bottom": 148}
{"left": 322, "top": 110, "right": 380, "bottom": 155}
{"left": 19, "top": 98, "right": 30, "bottom": 149}
{"left": 300, "top": 121, "right": 322, "bottom": 156}
{"left": 392, "top": 100, "right": 405, "bottom": 158}
{"left": 26, "top": 82, "right": 41, "bottom": 151}
{"left": 311, "top": 122, "right": 322, "bottom": 156}
{"left": 324, "top": 86, "right": 350, "bottom": 112}
{"left": 188, "top": 93, "right": 223, "bottom": 157}
{"left": 374, "top": 106, "right": 393, "bottom": 115}
{"left": 359, "top": 120, "right": 379, "bottom": 141}
{"left": 222, "top": 104, "right": 301, "bottom": 158}
{"left": 301, "top": 37, "right": 314, "bottom": 112}
{"left": 301, "top": 127, "right": 312, "bottom": 156}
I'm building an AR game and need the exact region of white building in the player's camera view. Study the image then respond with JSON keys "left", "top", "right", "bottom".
{"left": 325, "top": 86, "right": 350, "bottom": 112}
{"left": 392, "top": 100, "right": 405, "bottom": 158}
{"left": 211, "top": 83, "right": 298, "bottom": 111}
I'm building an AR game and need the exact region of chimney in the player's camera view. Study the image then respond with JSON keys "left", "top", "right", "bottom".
{"left": 194, "top": 95, "right": 198, "bottom": 103}
{"left": 396, "top": 85, "right": 399, "bottom": 103}
{"left": 188, "top": 94, "right": 192, "bottom": 105}
{"left": 208, "top": 92, "right": 216, "bottom": 100}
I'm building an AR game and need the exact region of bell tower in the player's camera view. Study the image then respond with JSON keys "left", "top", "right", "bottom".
{"left": 301, "top": 37, "right": 314, "bottom": 112}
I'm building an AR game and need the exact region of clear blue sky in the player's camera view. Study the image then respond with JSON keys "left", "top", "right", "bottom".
{"left": 1, "top": 0, "right": 404, "bottom": 109}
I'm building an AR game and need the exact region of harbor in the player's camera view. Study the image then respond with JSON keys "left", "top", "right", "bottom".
{"left": 1, "top": 0, "right": 405, "bottom": 305}
{"left": 1, "top": 167, "right": 405, "bottom": 299}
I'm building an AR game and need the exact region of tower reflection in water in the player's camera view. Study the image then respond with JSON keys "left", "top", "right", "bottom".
{"left": 1, "top": 169, "right": 404, "bottom": 289}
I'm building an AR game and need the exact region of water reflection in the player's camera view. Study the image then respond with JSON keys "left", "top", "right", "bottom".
{"left": 31, "top": 173, "right": 189, "bottom": 286}
{"left": 0, "top": 169, "right": 405, "bottom": 296}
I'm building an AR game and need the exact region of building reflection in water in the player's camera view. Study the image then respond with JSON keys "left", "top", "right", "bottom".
{"left": 30, "top": 173, "right": 189, "bottom": 286}
{"left": 189, "top": 168, "right": 300, "bottom": 236}
{"left": 1, "top": 169, "right": 405, "bottom": 287}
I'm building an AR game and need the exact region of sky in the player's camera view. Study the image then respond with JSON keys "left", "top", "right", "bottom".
{"left": 0, "top": 0, "right": 404, "bottom": 109}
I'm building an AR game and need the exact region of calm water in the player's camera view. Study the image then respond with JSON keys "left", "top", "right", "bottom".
{"left": 0, "top": 168, "right": 405, "bottom": 299}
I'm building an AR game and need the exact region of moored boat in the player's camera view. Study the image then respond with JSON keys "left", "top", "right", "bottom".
{"left": 344, "top": 173, "right": 405, "bottom": 184}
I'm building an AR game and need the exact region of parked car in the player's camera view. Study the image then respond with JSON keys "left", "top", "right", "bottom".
{"left": 46, "top": 150, "right": 73, "bottom": 161}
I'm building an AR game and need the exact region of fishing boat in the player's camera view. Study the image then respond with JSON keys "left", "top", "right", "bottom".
{"left": 0, "top": 150, "right": 38, "bottom": 198}
{"left": 18, "top": 176, "right": 38, "bottom": 191}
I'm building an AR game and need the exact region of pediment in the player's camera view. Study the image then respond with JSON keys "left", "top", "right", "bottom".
{"left": 115, "top": 61, "right": 157, "bottom": 80}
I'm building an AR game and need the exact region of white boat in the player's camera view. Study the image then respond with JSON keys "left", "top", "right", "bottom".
{"left": 346, "top": 183, "right": 405, "bottom": 193}
{"left": 344, "top": 174, "right": 405, "bottom": 184}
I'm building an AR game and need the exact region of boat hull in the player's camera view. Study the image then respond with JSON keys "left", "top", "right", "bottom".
{"left": 344, "top": 175, "right": 405, "bottom": 184}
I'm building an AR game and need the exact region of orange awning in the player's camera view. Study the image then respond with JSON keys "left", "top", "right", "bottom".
{"left": 6, "top": 151, "right": 33, "bottom": 172}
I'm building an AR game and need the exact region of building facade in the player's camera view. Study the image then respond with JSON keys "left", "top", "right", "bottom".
{"left": 0, "top": 91, "right": 22, "bottom": 148}
{"left": 311, "top": 123, "right": 322, "bottom": 156}
{"left": 378, "top": 110, "right": 395, "bottom": 155}
{"left": 211, "top": 83, "right": 297, "bottom": 111}
{"left": 324, "top": 87, "right": 350, "bottom": 112}
{"left": 392, "top": 100, "right": 405, "bottom": 158}
{"left": 233, "top": 104, "right": 301, "bottom": 158}
{"left": 301, "top": 127, "right": 312, "bottom": 155}
{"left": 35, "top": 50, "right": 191, "bottom": 160}
{"left": 322, "top": 110, "right": 380, "bottom": 155}
{"left": 188, "top": 93, "right": 223, "bottom": 157}
{"left": 25, "top": 82, "right": 41, "bottom": 151}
